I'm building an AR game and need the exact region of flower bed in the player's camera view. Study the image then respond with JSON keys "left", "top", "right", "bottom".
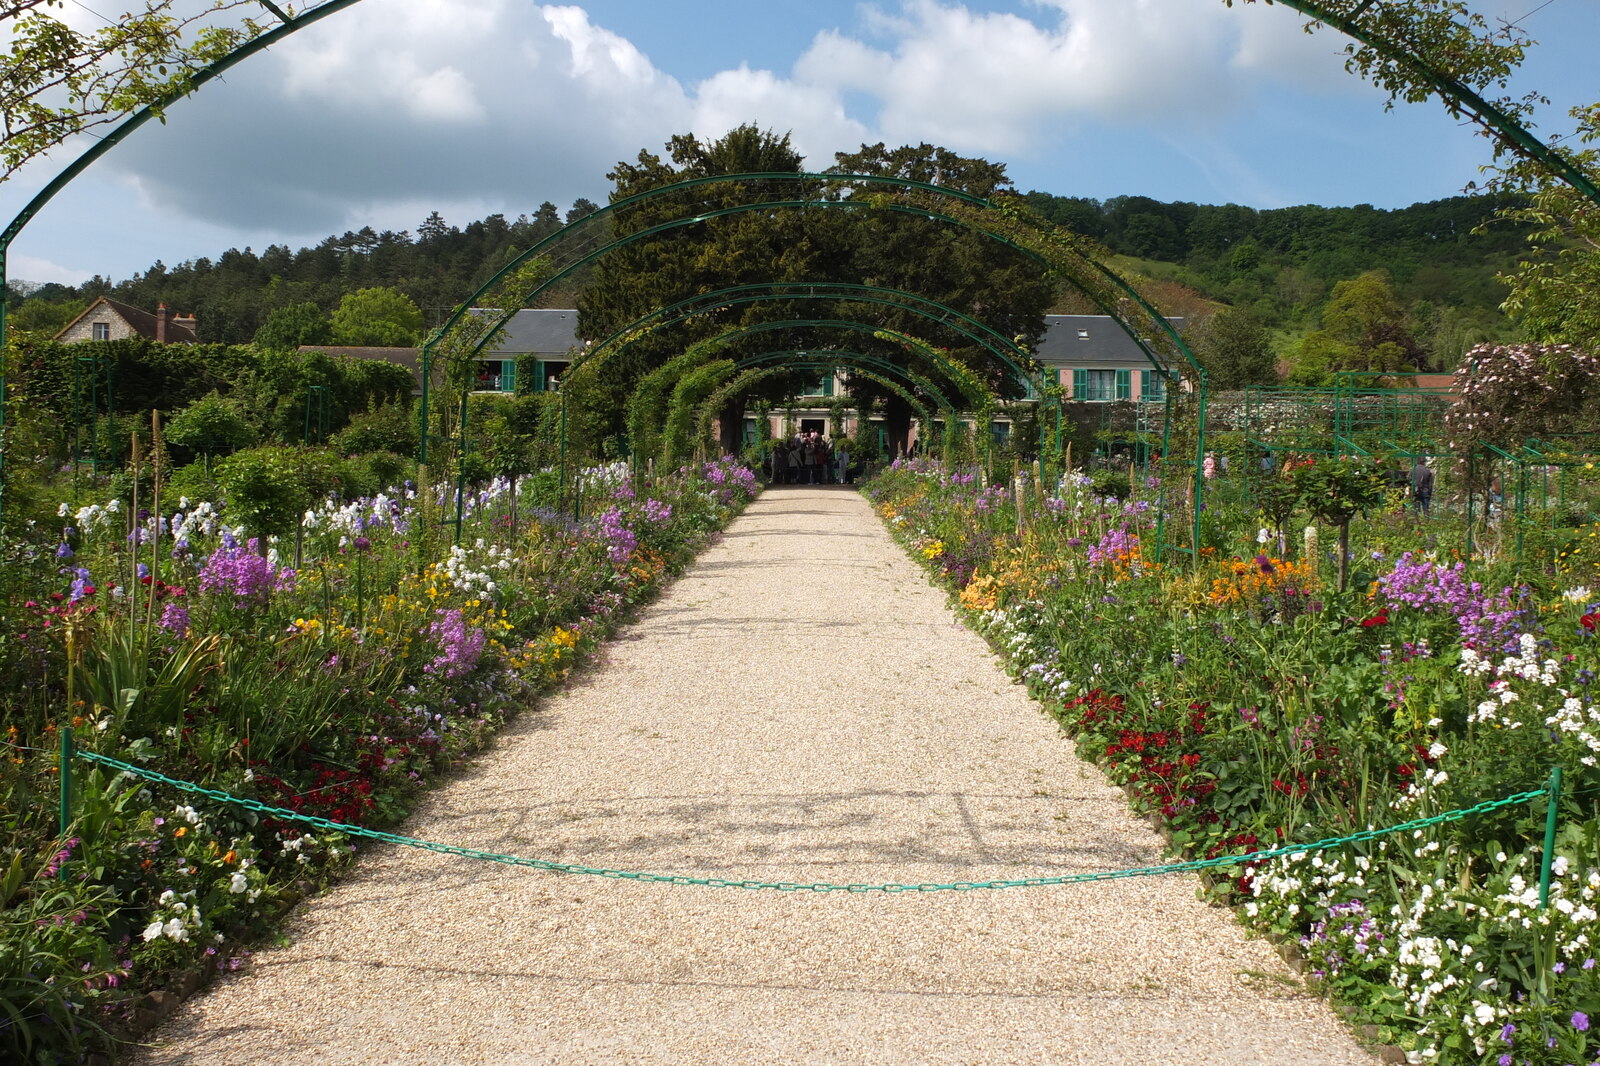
{"left": 0, "top": 457, "right": 758, "bottom": 1063}
{"left": 867, "top": 457, "right": 1600, "bottom": 1065}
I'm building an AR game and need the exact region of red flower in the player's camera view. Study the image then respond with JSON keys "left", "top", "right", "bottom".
{"left": 1360, "top": 608, "right": 1390, "bottom": 628}
{"left": 1582, "top": 612, "right": 1598, "bottom": 634}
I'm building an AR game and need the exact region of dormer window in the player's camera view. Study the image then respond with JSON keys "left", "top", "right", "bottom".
{"left": 1077, "top": 329, "right": 1089, "bottom": 340}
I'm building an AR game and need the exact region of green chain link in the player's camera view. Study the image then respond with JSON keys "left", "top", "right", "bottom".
{"left": 76, "top": 750, "right": 1547, "bottom": 894}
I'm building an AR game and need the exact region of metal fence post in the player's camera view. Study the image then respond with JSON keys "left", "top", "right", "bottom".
{"left": 1540, "top": 765, "right": 1563, "bottom": 908}
{"left": 58, "top": 726, "right": 75, "bottom": 878}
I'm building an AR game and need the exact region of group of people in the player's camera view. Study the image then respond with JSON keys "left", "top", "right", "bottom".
{"left": 770, "top": 432, "right": 852, "bottom": 484}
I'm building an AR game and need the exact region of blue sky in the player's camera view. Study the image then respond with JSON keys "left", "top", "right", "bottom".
{"left": 1, "top": 0, "right": 1594, "bottom": 287}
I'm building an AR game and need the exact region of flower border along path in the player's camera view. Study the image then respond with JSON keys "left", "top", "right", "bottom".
{"left": 122, "top": 484, "right": 1369, "bottom": 1066}
{"left": 864, "top": 459, "right": 1600, "bottom": 1066}
{"left": 7, "top": 457, "right": 758, "bottom": 1065}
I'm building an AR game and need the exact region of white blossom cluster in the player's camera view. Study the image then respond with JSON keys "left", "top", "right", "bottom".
{"left": 141, "top": 888, "right": 202, "bottom": 943}
{"left": 441, "top": 541, "right": 514, "bottom": 597}
{"left": 1461, "top": 634, "right": 1600, "bottom": 765}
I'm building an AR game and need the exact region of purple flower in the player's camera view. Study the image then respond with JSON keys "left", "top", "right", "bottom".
{"left": 55, "top": 542, "right": 73, "bottom": 559}
{"left": 137, "top": 563, "right": 150, "bottom": 580}
{"left": 423, "top": 608, "right": 486, "bottom": 679}
{"left": 352, "top": 536, "right": 371, "bottom": 553}
{"left": 159, "top": 603, "right": 191, "bottom": 638}
{"left": 198, "top": 539, "right": 291, "bottom": 606}
{"left": 1501, "top": 1023, "right": 1516, "bottom": 1043}
{"left": 1497, "top": 1056, "right": 1511, "bottom": 1066}
{"left": 1575, "top": 1012, "right": 1591, "bottom": 1032}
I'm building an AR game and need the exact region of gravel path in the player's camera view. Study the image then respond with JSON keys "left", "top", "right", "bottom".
{"left": 132, "top": 486, "right": 1371, "bottom": 1065}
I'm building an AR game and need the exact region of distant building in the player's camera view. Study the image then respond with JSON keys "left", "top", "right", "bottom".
{"left": 55, "top": 298, "right": 199, "bottom": 344}
{"left": 470, "top": 307, "right": 578, "bottom": 394}
{"left": 1037, "top": 314, "right": 1181, "bottom": 404}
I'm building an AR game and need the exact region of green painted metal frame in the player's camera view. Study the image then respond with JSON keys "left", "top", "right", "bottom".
{"left": 697, "top": 359, "right": 940, "bottom": 462}
{"left": 585, "top": 282, "right": 1047, "bottom": 396}
{"left": 417, "top": 176, "right": 1199, "bottom": 552}
{"left": 730, "top": 350, "right": 955, "bottom": 417}
{"left": 1261, "top": 0, "right": 1600, "bottom": 205}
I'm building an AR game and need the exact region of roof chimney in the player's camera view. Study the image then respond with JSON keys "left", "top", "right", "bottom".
{"left": 155, "top": 303, "right": 169, "bottom": 344}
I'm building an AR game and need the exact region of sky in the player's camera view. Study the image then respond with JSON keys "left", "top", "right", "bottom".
{"left": 1, "top": 0, "right": 1595, "bottom": 288}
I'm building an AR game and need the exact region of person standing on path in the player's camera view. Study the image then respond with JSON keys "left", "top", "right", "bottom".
{"left": 835, "top": 440, "right": 851, "bottom": 485}
{"left": 1410, "top": 458, "right": 1434, "bottom": 515}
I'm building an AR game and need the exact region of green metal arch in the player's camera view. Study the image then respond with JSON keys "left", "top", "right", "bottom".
{"left": 578, "top": 318, "right": 996, "bottom": 411}
{"left": 420, "top": 181, "right": 1187, "bottom": 412}
{"left": 693, "top": 361, "right": 937, "bottom": 458}
{"left": 582, "top": 281, "right": 1048, "bottom": 398}
{"left": 730, "top": 350, "right": 957, "bottom": 415}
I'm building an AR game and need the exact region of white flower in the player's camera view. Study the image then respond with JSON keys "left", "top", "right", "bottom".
{"left": 229, "top": 872, "right": 249, "bottom": 894}
{"left": 141, "top": 920, "right": 165, "bottom": 942}
{"left": 1564, "top": 586, "right": 1594, "bottom": 603}
{"left": 1257, "top": 527, "right": 1271, "bottom": 545}
{"left": 163, "top": 918, "right": 189, "bottom": 942}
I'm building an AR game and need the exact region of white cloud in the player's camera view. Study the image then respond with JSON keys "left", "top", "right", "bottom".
{"left": 1, "top": 0, "right": 1492, "bottom": 279}
{"left": 8, "top": 253, "right": 94, "bottom": 287}
{"left": 692, "top": 66, "right": 870, "bottom": 164}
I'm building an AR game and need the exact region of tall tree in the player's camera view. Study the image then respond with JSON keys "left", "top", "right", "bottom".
{"left": 575, "top": 125, "right": 827, "bottom": 452}
{"left": 1190, "top": 306, "right": 1278, "bottom": 389}
{"left": 330, "top": 287, "right": 423, "bottom": 347}
{"left": 830, "top": 142, "right": 1054, "bottom": 453}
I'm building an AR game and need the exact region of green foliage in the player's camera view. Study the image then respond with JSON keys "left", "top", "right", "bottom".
{"left": 330, "top": 287, "right": 423, "bottom": 347}
{"left": 328, "top": 402, "right": 418, "bottom": 458}
{"left": 1492, "top": 103, "right": 1600, "bottom": 351}
{"left": 1191, "top": 306, "right": 1278, "bottom": 388}
{"left": 253, "top": 301, "right": 332, "bottom": 351}
{"left": 164, "top": 392, "right": 256, "bottom": 459}
{"left": 664, "top": 360, "right": 736, "bottom": 463}
{"left": 214, "top": 445, "right": 342, "bottom": 538}
{"left": 4, "top": 295, "right": 85, "bottom": 338}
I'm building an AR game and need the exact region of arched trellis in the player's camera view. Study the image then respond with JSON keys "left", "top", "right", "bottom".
{"left": 577, "top": 280, "right": 1061, "bottom": 460}
{"left": 585, "top": 282, "right": 1049, "bottom": 396}
{"left": 730, "top": 351, "right": 956, "bottom": 418}
{"left": 419, "top": 173, "right": 1184, "bottom": 439}
{"left": 560, "top": 318, "right": 994, "bottom": 506}
{"left": 4, "top": 0, "right": 1593, "bottom": 540}
{"left": 574, "top": 317, "right": 984, "bottom": 504}
{"left": 414, "top": 172, "right": 1206, "bottom": 554}
{"left": 691, "top": 358, "right": 945, "bottom": 465}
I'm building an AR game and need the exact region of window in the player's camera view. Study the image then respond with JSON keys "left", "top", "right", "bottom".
{"left": 802, "top": 374, "right": 833, "bottom": 397}
{"left": 1072, "top": 368, "right": 1132, "bottom": 402}
{"left": 990, "top": 421, "right": 1011, "bottom": 445}
{"left": 1140, "top": 371, "right": 1167, "bottom": 403}
{"left": 91, "top": 322, "right": 110, "bottom": 341}
{"left": 1077, "top": 329, "right": 1090, "bottom": 340}
{"left": 474, "top": 359, "right": 516, "bottom": 392}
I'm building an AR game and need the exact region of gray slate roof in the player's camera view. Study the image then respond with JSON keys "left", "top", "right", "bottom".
{"left": 1034, "top": 315, "right": 1181, "bottom": 368}
{"left": 477, "top": 308, "right": 581, "bottom": 357}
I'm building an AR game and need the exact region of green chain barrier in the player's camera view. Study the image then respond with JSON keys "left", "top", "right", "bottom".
{"left": 74, "top": 750, "right": 1548, "bottom": 894}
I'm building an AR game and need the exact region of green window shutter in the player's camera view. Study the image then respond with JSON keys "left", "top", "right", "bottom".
{"left": 532, "top": 360, "right": 544, "bottom": 392}
{"left": 1115, "top": 369, "right": 1131, "bottom": 400}
{"left": 824, "top": 374, "right": 834, "bottom": 397}
{"left": 503, "top": 358, "right": 517, "bottom": 393}
{"left": 1072, "top": 368, "right": 1088, "bottom": 399}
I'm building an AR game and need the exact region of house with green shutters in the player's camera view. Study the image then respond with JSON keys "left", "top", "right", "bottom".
{"left": 1039, "top": 315, "right": 1178, "bottom": 404}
